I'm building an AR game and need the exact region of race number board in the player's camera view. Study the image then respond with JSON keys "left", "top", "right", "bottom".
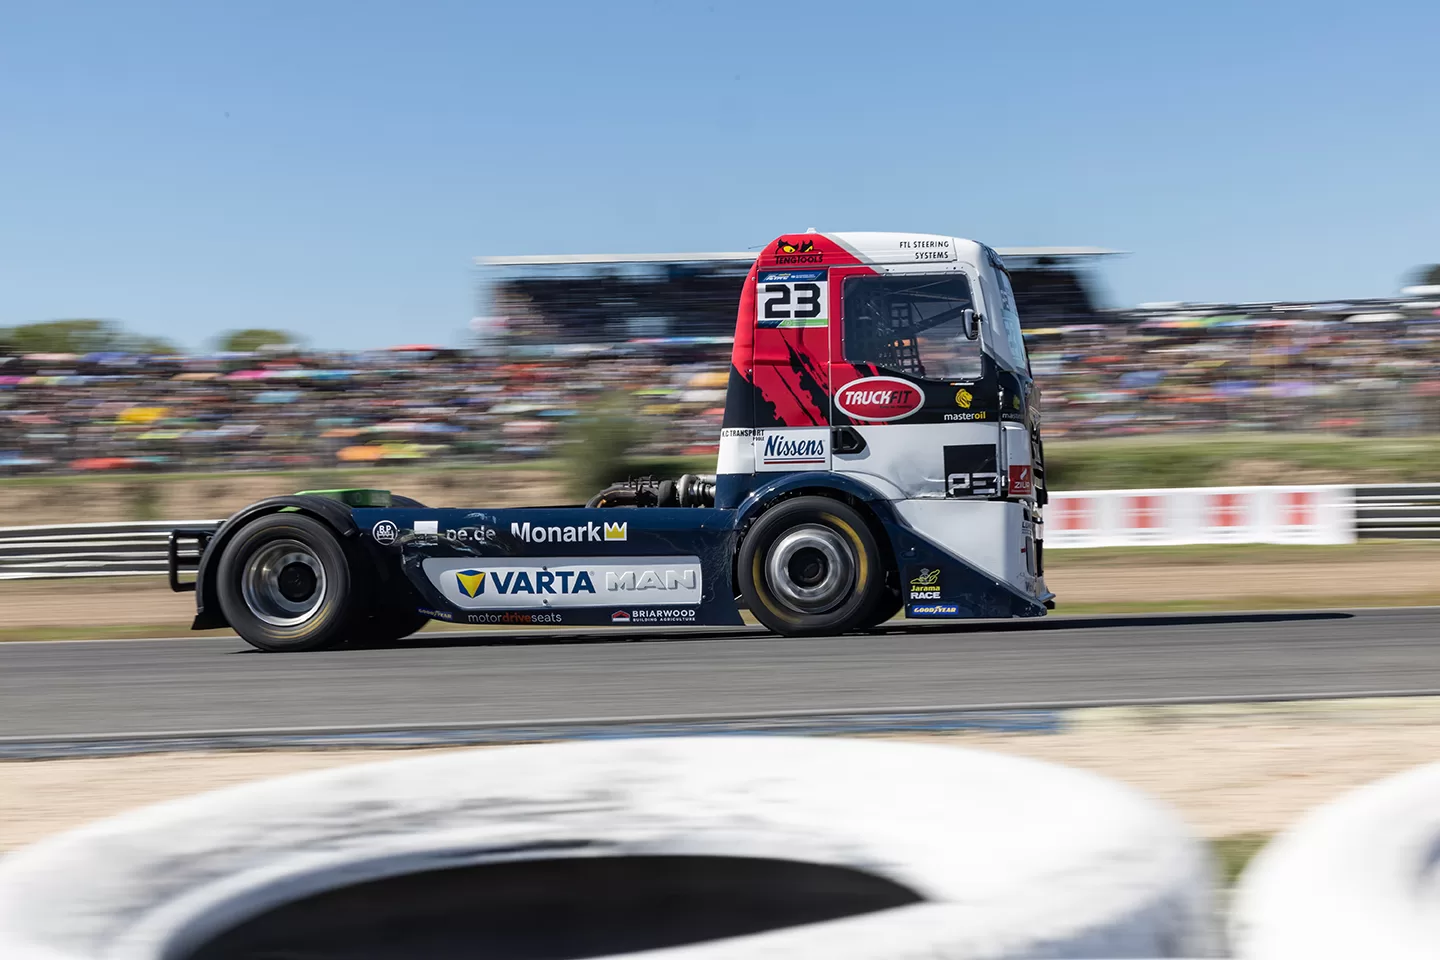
{"left": 756, "top": 270, "right": 829, "bottom": 328}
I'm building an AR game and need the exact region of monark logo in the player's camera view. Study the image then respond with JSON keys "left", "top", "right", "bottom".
{"left": 511, "top": 521, "right": 626, "bottom": 543}
{"left": 762, "top": 433, "right": 827, "bottom": 465}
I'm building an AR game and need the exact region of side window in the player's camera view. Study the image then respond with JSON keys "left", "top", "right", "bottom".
{"left": 842, "top": 275, "right": 981, "bottom": 381}
{"left": 993, "top": 266, "right": 1029, "bottom": 371}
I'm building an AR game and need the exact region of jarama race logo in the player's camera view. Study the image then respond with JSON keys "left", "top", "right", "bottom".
{"left": 761, "top": 432, "right": 827, "bottom": 466}
{"left": 834, "top": 376, "right": 924, "bottom": 422}
{"left": 511, "top": 521, "right": 626, "bottom": 543}
{"left": 908, "top": 567, "right": 941, "bottom": 600}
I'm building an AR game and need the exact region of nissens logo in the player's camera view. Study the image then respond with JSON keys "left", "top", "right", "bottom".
{"left": 834, "top": 376, "right": 924, "bottom": 422}
{"left": 762, "top": 433, "right": 827, "bottom": 465}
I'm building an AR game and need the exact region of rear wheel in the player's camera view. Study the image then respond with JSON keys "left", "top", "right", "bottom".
{"left": 216, "top": 513, "right": 360, "bottom": 652}
{"left": 739, "top": 497, "right": 885, "bottom": 636}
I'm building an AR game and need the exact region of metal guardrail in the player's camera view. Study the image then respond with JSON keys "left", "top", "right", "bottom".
{"left": 1353, "top": 483, "right": 1440, "bottom": 540}
{"left": 0, "top": 483, "right": 1435, "bottom": 581}
{"left": 0, "top": 520, "right": 222, "bottom": 580}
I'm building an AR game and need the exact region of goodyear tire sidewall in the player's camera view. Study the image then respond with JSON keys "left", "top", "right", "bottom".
{"left": 739, "top": 496, "right": 884, "bottom": 636}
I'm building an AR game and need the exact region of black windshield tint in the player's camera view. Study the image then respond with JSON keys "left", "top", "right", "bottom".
{"left": 842, "top": 274, "right": 980, "bottom": 380}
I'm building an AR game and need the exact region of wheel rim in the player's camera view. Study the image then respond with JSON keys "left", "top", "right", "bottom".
{"left": 240, "top": 539, "right": 327, "bottom": 627}
{"left": 766, "top": 524, "right": 854, "bottom": 614}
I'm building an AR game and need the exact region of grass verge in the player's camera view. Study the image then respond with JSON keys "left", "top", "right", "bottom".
{"left": 1213, "top": 832, "right": 1271, "bottom": 886}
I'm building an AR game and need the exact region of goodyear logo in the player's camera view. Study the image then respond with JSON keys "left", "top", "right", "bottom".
{"left": 955, "top": 388, "right": 973, "bottom": 409}
{"left": 456, "top": 569, "right": 486, "bottom": 597}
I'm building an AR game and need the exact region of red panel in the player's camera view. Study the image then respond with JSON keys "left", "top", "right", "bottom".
{"left": 1054, "top": 498, "right": 1093, "bottom": 531}
{"left": 1209, "top": 492, "right": 1245, "bottom": 527}
{"left": 1127, "top": 495, "right": 1161, "bottom": 529}
{"left": 1284, "top": 491, "right": 1315, "bottom": 526}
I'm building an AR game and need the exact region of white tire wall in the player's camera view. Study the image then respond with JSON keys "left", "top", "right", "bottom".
{"left": 1232, "top": 759, "right": 1440, "bottom": 960}
{"left": 0, "top": 737, "right": 1218, "bottom": 960}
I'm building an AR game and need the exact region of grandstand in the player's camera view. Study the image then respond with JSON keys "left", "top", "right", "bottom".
{"left": 476, "top": 246, "right": 1118, "bottom": 345}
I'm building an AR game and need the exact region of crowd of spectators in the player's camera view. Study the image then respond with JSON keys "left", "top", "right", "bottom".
{"left": 1, "top": 302, "right": 1437, "bottom": 476}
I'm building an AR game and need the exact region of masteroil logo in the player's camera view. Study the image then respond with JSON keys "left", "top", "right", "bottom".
{"left": 955, "top": 388, "right": 973, "bottom": 409}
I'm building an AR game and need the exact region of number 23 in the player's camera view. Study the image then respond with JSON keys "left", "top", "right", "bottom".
{"left": 763, "top": 283, "right": 822, "bottom": 319}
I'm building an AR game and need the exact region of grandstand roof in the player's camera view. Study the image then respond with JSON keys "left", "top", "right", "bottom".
{"left": 476, "top": 246, "right": 1122, "bottom": 267}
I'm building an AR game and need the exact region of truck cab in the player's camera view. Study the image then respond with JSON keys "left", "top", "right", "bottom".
{"left": 175, "top": 231, "right": 1052, "bottom": 652}
{"left": 716, "top": 231, "right": 1049, "bottom": 620}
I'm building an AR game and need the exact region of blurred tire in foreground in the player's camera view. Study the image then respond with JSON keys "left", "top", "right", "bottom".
{"left": 1232, "top": 759, "right": 1440, "bottom": 960}
{"left": 0, "top": 737, "right": 1217, "bottom": 959}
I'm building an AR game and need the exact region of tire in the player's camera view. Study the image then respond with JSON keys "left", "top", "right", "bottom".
{"left": 860, "top": 587, "right": 903, "bottom": 630}
{"left": 215, "top": 513, "right": 361, "bottom": 652}
{"left": 353, "top": 606, "right": 431, "bottom": 647}
{"left": 739, "top": 496, "right": 886, "bottom": 636}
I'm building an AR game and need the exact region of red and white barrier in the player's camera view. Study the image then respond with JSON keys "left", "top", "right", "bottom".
{"left": 1046, "top": 485, "right": 1356, "bottom": 548}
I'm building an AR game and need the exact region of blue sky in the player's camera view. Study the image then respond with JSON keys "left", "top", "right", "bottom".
{"left": 2, "top": 0, "right": 1436, "bottom": 349}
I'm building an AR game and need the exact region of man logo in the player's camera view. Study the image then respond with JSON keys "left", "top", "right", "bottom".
{"left": 604, "top": 521, "right": 627, "bottom": 541}
{"left": 456, "top": 569, "right": 486, "bottom": 598}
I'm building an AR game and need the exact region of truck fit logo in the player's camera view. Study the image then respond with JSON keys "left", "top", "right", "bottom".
{"left": 762, "top": 433, "right": 827, "bottom": 465}
{"left": 834, "top": 377, "right": 924, "bottom": 422}
{"left": 511, "top": 521, "right": 626, "bottom": 543}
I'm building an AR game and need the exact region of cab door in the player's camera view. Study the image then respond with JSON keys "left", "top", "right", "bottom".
{"left": 749, "top": 267, "right": 833, "bottom": 473}
{"left": 828, "top": 266, "right": 998, "bottom": 499}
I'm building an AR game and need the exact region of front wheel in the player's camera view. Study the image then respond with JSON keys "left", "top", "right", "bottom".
{"left": 215, "top": 513, "right": 360, "bottom": 652}
{"left": 738, "top": 496, "right": 886, "bottom": 636}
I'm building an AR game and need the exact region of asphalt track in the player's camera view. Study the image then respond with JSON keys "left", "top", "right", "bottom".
{"left": 1, "top": 607, "right": 1439, "bottom": 744}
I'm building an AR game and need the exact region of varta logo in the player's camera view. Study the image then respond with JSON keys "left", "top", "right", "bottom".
{"left": 512, "top": 521, "right": 626, "bottom": 543}
{"left": 458, "top": 568, "right": 597, "bottom": 596}
{"left": 456, "top": 569, "right": 486, "bottom": 597}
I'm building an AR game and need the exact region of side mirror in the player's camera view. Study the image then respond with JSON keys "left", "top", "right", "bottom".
{"left": 962, "top": 308, "right": 979, "bottom": 341}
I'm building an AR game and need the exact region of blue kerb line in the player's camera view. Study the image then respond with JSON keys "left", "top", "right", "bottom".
{"left": 0, "top": 710, "right": 1063, "bottom": 760}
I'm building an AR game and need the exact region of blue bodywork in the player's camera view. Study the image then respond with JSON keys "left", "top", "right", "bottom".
{"left": 342, "top": 475, "right": 1046, "bottom": 629}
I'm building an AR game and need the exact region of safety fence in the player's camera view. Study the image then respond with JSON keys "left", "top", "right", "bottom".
{"left": 1046, "top": 482, "right": 1440, "bottom": 548}
{"left": 0, "top": 519, "right": 221, "bottom": 581}
{"left": 0, "top": 483, "right": 1436, "bottom": 580}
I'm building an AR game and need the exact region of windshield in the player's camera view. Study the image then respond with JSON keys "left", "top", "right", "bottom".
{"left": 984, "top": 249, "right": 1030, "bottom": 373}
{"left": 842, "top": 274, "right": 981, "bottom": 380}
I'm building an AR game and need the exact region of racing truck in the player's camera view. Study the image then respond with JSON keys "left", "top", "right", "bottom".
{"left": 169, "top": 231, "right": 1053, "bottom": 651}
